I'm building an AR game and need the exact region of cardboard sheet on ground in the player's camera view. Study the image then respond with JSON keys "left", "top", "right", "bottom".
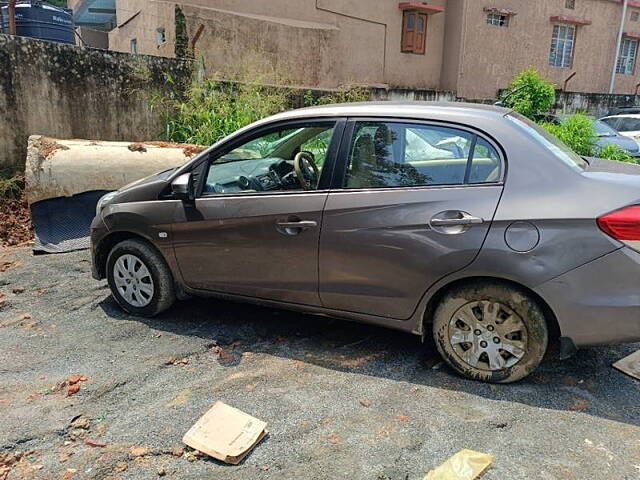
{"left": 612, "top": 349, "right": 640, "bottom": 380}
{"left": 424, "top": 449, "right": 493, "bottom": 480}
{"left": 182, "top": 401, "right": 267, "bottom": 465}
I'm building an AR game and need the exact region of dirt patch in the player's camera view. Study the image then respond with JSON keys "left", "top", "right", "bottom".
{"left": 0, "top": 183, "right": 32, "bottom": 248}
{"left": 145, "top": 141, "right": 206, "bottom": 158}
{"left": 127, "top": 143, "right": 148, "bottom": 153}
{"left": 39, "top": 138, "right": 70, "bottom": 158}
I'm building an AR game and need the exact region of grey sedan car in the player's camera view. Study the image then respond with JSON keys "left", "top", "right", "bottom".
{"left": 91, "top": 102, "right": 640, "bottom": 383}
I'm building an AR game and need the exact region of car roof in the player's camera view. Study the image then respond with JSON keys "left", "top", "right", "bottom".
{"left": 264, "top": 101, "right": 513, "bottom": 123}
{"left": 601, "top": 113, "right": 640, "bottom": 119}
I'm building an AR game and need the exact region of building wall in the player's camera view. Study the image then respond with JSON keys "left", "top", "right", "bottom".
{"left": 108, "top": 0, "right": 175, "bottom": 59}
{"left": 92, "top": 0, "right": 640, "bottom": 97}
{"left": 457, "top": 0, "right": 640, "bottom": 98}
{"left": 106, "top": 0, "right": 448, "bottom": 89}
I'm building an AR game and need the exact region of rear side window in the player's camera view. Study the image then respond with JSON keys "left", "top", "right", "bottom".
{"left": 344, "top": 122, "right": 501, "bottom": 189}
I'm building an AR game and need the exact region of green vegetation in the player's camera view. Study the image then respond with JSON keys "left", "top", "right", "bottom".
{"left": 502, "top": 67, "right": 556, "bottom": 121}
{"left": 0, "top": 173, "right": 23, "bottom": 199}
{"left": 155, "top": 78, "right": 371, "bottom": 145}
{"left": 540, "top": 114, "right": 596, "bottom": 157}
{"left": 47, "top": 0, "right": 67, "bottom": 7}
{"left": 596, "top": 143, "right": 634, "bottom": 162}
{"left": 154, "top": 79, "right": 290, "bottom": 145}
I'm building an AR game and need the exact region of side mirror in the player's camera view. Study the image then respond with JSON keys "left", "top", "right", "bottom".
{"left": 171, "top": 173, "right": 194, "bottom": 201}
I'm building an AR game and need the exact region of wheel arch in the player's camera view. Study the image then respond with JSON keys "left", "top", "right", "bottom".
{"left": 421, "top": 276, "right": 561, "bottom": 342}
{"left": 94, "top": 231, "right": 156, "bottom": 279}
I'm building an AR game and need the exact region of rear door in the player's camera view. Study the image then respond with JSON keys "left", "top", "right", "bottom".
{"left": 319, "top": 119, "right": 505, "bottom": 319}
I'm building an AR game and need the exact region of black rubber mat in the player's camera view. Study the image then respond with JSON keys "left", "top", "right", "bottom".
{"left": 31, "top": 190, "right": 111, "bottom": 254}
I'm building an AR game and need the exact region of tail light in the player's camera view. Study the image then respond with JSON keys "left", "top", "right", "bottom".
{"left": 597, "top": 206, "right": 640, "bottom": 249}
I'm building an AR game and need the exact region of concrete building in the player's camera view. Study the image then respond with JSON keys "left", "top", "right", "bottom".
{"left": 73, "top": 0, "right": 640, "bottom": 99}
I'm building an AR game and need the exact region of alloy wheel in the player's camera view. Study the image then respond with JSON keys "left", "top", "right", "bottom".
{"left": 447, "top": 300, "right": 528, "bottom": 371}
{"left": 113, "top": 254, "right": 155, "bottom": 308}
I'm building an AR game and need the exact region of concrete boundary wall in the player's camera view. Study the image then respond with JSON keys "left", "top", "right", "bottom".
{"left": 0, "top": 34, "right": 192, "bottom": 173}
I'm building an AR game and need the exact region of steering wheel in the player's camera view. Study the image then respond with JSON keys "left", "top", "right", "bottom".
{"left": 293, "top": 151, "right": 320, "bottom": 190}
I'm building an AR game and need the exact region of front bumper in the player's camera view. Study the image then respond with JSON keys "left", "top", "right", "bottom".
{"left": 90, "top": 215, "right": 108, "bottom": 280}
{"left": 536, "top": 247, "right": 640, "bottom": 347}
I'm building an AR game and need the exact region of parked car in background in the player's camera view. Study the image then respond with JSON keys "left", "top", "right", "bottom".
{"left": 538, "top": 114, "right": 640, "bottom": 158}
{"left": 607, "top": 106, "right": 640, "bottom": 116}
{"left": 599, "top": 113, "right": 640, "bottom": 143}
{"left": 593, "top": 119, "right": 640, "bottom": 158}
{"left": 91, "top": 103, "right": 640, "bottom": 383}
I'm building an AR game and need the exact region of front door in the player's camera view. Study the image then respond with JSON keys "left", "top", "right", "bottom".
{"left": 319, "top": 119, "right": 504, "bottom": 319}
{"left": 172, "top": 119, "right": 342, "bottom": 306}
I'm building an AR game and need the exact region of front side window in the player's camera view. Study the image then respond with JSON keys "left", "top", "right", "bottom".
{"left": 486, "top": 13, "right": 509, "bottom": 27}
{"left": 401, "top": 11, "right": 427, "bottom": 54}
{"left": 203, "top": 123, "right": 336, "bottom": 195}
{"left": 549, "top": 24, "right": 575, "bottom": 68}
{"left": 344, "top": 122, "right": 501, "bottom": 189}
{"left": 617, "top": 37, "right": 638, "bottom": 75}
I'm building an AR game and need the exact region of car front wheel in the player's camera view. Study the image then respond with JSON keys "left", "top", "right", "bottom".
{"left": 432, "top": 281, "right": 548, "bottom": 383}
{"left": 106, "top": 239, "right": 175, "bottom": 317}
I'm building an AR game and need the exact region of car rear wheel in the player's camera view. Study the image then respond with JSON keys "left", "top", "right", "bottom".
{"left": 432, "top": 281, "right": 548, "bottom": 383}
{"left": 106, "top": 239, "right": 175, "bottom": 317}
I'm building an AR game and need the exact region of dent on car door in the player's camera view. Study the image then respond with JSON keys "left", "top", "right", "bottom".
{"left": 319, "top": 120, "right": 505, "bottom": 319}
{"left": 171, "top": 119, "right": 343, "bottom": 306}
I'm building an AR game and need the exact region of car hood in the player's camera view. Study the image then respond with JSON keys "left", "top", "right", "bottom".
{"left": 595, "top": 135, "right": 640, "bottom": 153}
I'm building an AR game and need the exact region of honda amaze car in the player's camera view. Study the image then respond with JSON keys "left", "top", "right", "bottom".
{"left": 91, "top": 102, "right": 640, "bottom": 383}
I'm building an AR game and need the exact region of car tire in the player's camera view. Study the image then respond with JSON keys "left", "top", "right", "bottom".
{"left": 432, "top": 281, "right": 548, "bottom": 383}
{"left": 106, "top": 239, "right": 176, "bottom": 317}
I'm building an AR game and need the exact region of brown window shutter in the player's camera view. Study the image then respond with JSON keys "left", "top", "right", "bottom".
{"left": 402, "top": 12, "right": 416, "bottom": 52}
{"left": 414, "top": 14, "right": 427, "bottom": 54}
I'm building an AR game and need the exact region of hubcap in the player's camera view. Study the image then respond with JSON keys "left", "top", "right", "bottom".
{"left": 113, "top": 254, "right": 154, "bottom": 308}
{"left": 447, "top": 301, "right": 528, "bottom": 371}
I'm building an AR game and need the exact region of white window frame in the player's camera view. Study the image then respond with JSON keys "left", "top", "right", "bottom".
{"left": 617, "top": 37, "right": 638, "bottom": 75}
{"left": 486, "top": 13, "right": 509, "bottom": 27}
{"left": 549, "top": 24, "right": 576, "bottom": 68}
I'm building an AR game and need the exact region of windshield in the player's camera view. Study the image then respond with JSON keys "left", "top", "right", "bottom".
{"left": 593, "top": 120, "right": 618, "bottom": 137}
{"left": 506, "top": 112, "right": 588, "bottom": 170}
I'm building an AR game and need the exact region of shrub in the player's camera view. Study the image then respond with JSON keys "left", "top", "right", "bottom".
{"left": 540, "top": 114, "right": 596, "bottom": 157}
{"left": 503, "top": 68, "right": 556, "bottom": 120}
{"left": 155, "top": 79, "right": 290, "bottom": 145}
{"left": 596, "top": 144, "right": 636, "bottom": 163}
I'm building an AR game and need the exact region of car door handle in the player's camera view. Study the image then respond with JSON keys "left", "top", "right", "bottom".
{"left": 276, "top": 220, "right": 318, "bottom": 229}
{"left": 430, "top": 213, "right": 484, "bottom": 227}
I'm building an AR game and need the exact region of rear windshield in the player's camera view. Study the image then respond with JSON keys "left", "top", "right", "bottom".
{"left": 506, "top": 112, "right": 588, "bottom": 170}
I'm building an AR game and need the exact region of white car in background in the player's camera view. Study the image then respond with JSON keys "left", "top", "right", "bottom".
{"left": 599, "top": 114, "right": 640, "bottom": 142}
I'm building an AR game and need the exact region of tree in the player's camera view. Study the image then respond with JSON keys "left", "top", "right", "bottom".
{"left": 502, "top": 67, "right": 556, "bottom": 120}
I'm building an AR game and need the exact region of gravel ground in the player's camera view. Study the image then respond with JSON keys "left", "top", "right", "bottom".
{"left": 1, "top": 246, "right": 639, "bottom": 480}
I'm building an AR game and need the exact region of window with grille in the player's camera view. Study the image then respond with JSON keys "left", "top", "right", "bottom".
{"left": 486, "top": 13, "right": 509, "bottom": 27}
{"left": 401, "top": 11, "right": 427, "bottom": 54}
{"left": 632, "top": 11, "right": 639, "bottom": 22}
{"left": 565, "top": 0, "right": 575, "bottom": 9}
{"left": 617, "top": 37, "right": 638, "bottom": 75}
{"left": 549, "top": 24, "right": 575, "bottom": 68}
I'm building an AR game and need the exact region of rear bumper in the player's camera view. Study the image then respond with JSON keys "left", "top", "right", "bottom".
{"left": 536, "top": 247, "right": 640, "bottom": 347}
